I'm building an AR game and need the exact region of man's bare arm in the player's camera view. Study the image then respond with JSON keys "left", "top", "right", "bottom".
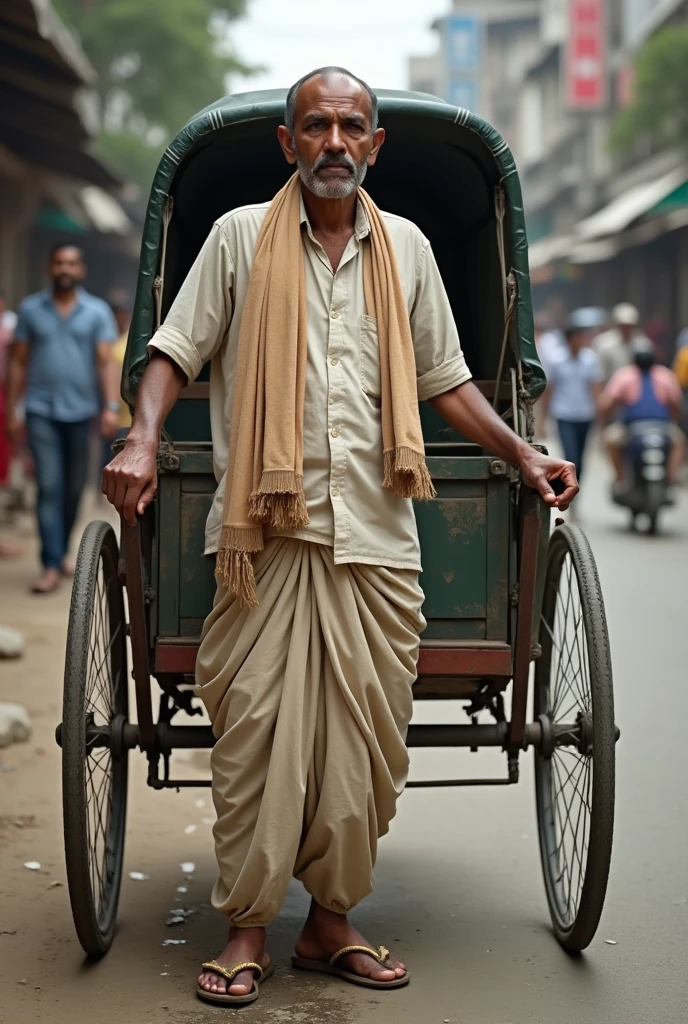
{"left": 102, "top": 352, "right": 186, "bottom": 524}
{"left": 4, "top": 341, "right": 30, "bottom": 444}
{"left": 429, "top": 380, "right": 579, "bottom": 510}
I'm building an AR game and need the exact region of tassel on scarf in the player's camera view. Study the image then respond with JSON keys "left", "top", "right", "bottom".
{"left": 247, "top": 470, "right": 309, "bottom": 530}
{"left": 215, "top": 526, "right": 264, "bottom": 608}
{"left": 383, "top": 447, "right": 436, "bottom": 500}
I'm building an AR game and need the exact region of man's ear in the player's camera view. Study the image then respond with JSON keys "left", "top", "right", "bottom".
{"left": 277, "top": 125, "right": 298, "bottom": 165}
{"left": 367, "top": 127, "right": 386, "bottom": 168}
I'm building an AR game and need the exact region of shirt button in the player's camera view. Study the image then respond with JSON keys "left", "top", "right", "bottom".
{"left": 330, "top": 357, "right": 339, "bottom": 366}
{"left": 331, "top": 486, "right": 340, "bottom": 497}
{"left": 331, "top": 426, "right": 340, "bottom": 438}
{"left": 330, "top": 309, "right": 339, "bottom": 319}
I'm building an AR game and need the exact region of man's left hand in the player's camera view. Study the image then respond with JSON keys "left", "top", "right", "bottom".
{"left": 100, "top": 408, "right": 120, "bottom": 440}
{"left": 518, "top": 449, "right": 579, "bottom": 511}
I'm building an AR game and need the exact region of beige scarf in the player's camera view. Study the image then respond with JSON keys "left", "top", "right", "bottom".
{"left": 216, "top": 172, "right": 435, "bottom": 607}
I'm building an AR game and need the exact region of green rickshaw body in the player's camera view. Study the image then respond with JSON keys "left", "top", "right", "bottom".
{"left": 122, "top": 89, "right": 547, "bottom": 665}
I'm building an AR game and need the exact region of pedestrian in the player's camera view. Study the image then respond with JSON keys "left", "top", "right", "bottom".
{"left": 103, "top": 68, "right": 578, "bottom": 1005}
{"left": 543, "top": 310, "right": 602, "bottom": 484}
{"left": 595, "top": 302, "right": 652, "bottom": 384}
{"left": 4, "top": 244, "right": 120, "bottom": 593}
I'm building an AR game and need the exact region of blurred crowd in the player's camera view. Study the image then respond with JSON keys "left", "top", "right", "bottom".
{"left": 534, "top": 302, "right": 687, "bottom": 505}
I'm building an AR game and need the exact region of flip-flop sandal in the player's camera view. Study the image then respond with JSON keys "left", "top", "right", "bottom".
{"left": 291, "top": 944, "right": 410, "bottom": 990}
{"left": 196, "top": 960, "right": 274, "bottom": 1006}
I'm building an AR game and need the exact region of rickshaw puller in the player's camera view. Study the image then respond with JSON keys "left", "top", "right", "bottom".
{"left": 103, "top": 68, "right": 578, "bottom": 1006}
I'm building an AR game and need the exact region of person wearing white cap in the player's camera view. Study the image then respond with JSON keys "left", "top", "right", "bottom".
{"left": 595, "top": 303, "right": 652, "bottom": 384}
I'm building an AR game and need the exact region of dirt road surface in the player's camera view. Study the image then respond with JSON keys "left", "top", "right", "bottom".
{"left": 1, "top": 453, "right": 687, "bottom": 1024}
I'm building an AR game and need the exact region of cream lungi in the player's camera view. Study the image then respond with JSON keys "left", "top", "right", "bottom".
{"left": 195, "top": 537, "right": 425, "bottom": 927}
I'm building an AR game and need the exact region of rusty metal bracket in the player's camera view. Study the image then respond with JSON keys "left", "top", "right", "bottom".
{"left": 122, "top": 519, "right": 155, "bottom": 750}
{"left": 157, "top": 443, "right": 180, "bottom": 472}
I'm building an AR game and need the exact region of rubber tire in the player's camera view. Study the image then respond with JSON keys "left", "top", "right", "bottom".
{"left": 62, "top": 521, "right": 128, "bottom": 958}
{"left": 534, "top": 524, "right": 615, "bottom": 952}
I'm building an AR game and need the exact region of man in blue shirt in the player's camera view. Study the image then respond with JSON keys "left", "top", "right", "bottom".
{"left": 5, "top": 243, "right": 120, "bottom": 592}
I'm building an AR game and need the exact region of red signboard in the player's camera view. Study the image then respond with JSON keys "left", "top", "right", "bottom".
{"left": 565, "top": 0, "right": 608, "bottom": 110}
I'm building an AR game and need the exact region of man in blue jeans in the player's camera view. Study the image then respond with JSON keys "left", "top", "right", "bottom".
{"left": 5, "top": 244, "right": 120, "bottom": 592}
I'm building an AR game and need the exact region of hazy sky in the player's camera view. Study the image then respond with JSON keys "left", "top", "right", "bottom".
{"left": 229, "top": 0, "right": 450, "bottom": 94}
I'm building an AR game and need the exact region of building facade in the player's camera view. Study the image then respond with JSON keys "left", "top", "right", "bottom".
{"left": 408, "top": 1, "right": 542, "bottom": 163}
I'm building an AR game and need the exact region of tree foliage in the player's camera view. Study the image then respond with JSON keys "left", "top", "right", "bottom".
{"left": 612, "top": 26, "right": 688, "bottom": 155}
{"left": 54, "top": 0, "right": 257, "bottom": 188}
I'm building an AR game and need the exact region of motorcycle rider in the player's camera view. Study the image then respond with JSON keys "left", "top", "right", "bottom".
{"left": 599, "top": 339, "right": 685, "bottom": 487}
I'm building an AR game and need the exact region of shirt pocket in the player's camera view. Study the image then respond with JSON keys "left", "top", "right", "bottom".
{"left": 360, "top": 315, "right": 381, "bottom": 397}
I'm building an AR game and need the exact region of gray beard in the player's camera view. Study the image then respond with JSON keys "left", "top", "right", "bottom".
{"left": 296, "top": 156, "right": 368, "bottom": 199}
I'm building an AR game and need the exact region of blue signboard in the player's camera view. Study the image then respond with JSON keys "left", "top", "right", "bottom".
{"left": 445, "top": 14, "right": 481, "bottom": 73}
{"left": 448, "top": 79, "right": 478, "bottom": 112}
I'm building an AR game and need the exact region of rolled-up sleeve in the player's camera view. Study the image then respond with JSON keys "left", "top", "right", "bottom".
{"left": 148, "top": 221, "right": 234, "bottom": 382}
{"left": 411, "top": 242, "right": 472, "bottom": 401}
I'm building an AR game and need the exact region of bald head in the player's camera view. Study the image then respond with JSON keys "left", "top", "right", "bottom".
{"left": 285, "top": 67, "right": 378, "bottom": 135}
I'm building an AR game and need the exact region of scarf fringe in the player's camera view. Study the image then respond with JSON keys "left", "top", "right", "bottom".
{"left": 383, "top": 447, "right": 436, "bottom": 500}
{"left": 215, "top": 526, "right": 264, "bottom": 608}
{"left": 247, "top": 470, "right": 309, "bottom": 530}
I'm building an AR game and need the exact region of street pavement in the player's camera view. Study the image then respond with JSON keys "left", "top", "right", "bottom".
{"left": 0, "top": 445, "right": 686, "bottom": 1024}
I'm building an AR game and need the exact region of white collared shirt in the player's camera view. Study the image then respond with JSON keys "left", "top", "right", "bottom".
{"left": 149, "top": 196, "right": 471, "bottom": 571}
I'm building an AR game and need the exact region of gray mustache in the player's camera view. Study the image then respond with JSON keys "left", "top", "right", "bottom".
{"left": 313, "top": 153, "right": 356, "bottom": 174}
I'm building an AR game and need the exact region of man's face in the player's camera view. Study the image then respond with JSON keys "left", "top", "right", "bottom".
{"left": 49, "top": 247, "right": 85, "bottom": 292}
{"left": 278, "top": 74, "right": 385, "bottom": 199}
{"left": 619, "top": 323, "right": 634, "bottom": 342}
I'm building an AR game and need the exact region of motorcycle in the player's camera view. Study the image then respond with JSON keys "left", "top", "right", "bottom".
{"left": 612, "top": 419, "right": 672, "bottom": 534}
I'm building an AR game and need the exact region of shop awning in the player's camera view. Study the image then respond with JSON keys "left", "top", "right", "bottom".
{"left": 0, "top": 0, "right": 119, "bottom": 188}
{"left": 528, "top": 233, "right": 574, "bottom": 270}
{"left": 576, "top": 167, "right": 687, "bottom": 241}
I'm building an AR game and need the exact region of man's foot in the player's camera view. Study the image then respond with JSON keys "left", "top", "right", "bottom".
{"left": 31, "top": 569, "right": 60, "bottom": 594}
{"left": 197, "top": 926, "right": 270, "bottom": 997}
{"left": 61, "top": 559, "right": 74, "bottom": 579}
{"left": 295, "top": 901, "right": 406, "bottom": 984}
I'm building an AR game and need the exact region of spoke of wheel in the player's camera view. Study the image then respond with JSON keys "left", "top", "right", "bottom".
{"left": 552, "top": 571, "right": 589, "bottom": 715}
{"left": 90, "top": 602, "right": 112, "bottom": 716}
{"left": 574, "top": 760, "right": 593, "bottom": 911}
{"left": 553, "top": 606, "right": 587, "bottom": 714}
{"left": 87, "top": 623, "right": 121, "bottom": 717}
{"left": 87, "top": 567, "right": 113, "bottom": 718}
{"left": 552, "top": 752, "right": 590, "bottom": 918}
{"left": 86, "top": 756, "right": 112, "bottom": 913}
{"left": 567, "top": 759, "right": 591, "bottom": 917}
{"left": 551, "top": 754, "right": 588, "bottom": 893}
{"left": 569, "top": 586, "right": 590, "bottom": 713}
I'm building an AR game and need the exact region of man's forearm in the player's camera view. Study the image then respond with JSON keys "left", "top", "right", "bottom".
{"left": 5, "top": 344, "right": 28, "bottom": 423}
{"left": 97, "top": 349, "right": 121, "bottom": 407}
{"left": 127, "top": 351, "right": 187, "bottom": 444}
{"left": 429, "top": 380, "right": 531, "bottom": 466}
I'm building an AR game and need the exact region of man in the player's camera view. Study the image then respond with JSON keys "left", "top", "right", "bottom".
{"left": 595, "top": 302, "right": 651, "bottom": 384}
{"left": 543, "top": 310, "right": 602, "bottom": 483}
{"left": 103, "top": 68, "right": 578, "bottom": 1004}
{"left": 600, "top": 339, "right": 685, "bottom": 486}
{"left": 5, "top": 244, "right": 120, "bottom": 593}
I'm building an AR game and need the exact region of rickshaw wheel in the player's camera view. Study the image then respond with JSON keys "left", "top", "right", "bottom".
{"left": 62, "top": 521, "right": 128, "bottom": 958}
{"left": 534, "top": 524, "right": 615, "bottom": 952}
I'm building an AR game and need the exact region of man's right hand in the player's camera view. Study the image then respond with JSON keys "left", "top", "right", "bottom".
{"left": 102, "top": 437, "right": 158, "bottom": 525}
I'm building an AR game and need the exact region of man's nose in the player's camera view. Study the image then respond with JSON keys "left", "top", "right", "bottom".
{"left": 324, "top": 124, "right": 346, "bottom": 152}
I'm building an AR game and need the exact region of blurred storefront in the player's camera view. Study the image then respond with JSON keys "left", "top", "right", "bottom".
{"left": 0, "top": 0, "right": 137, "bottom": 307}
{"left": 517, "top": 0, "right": 688, "bottom": 343}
